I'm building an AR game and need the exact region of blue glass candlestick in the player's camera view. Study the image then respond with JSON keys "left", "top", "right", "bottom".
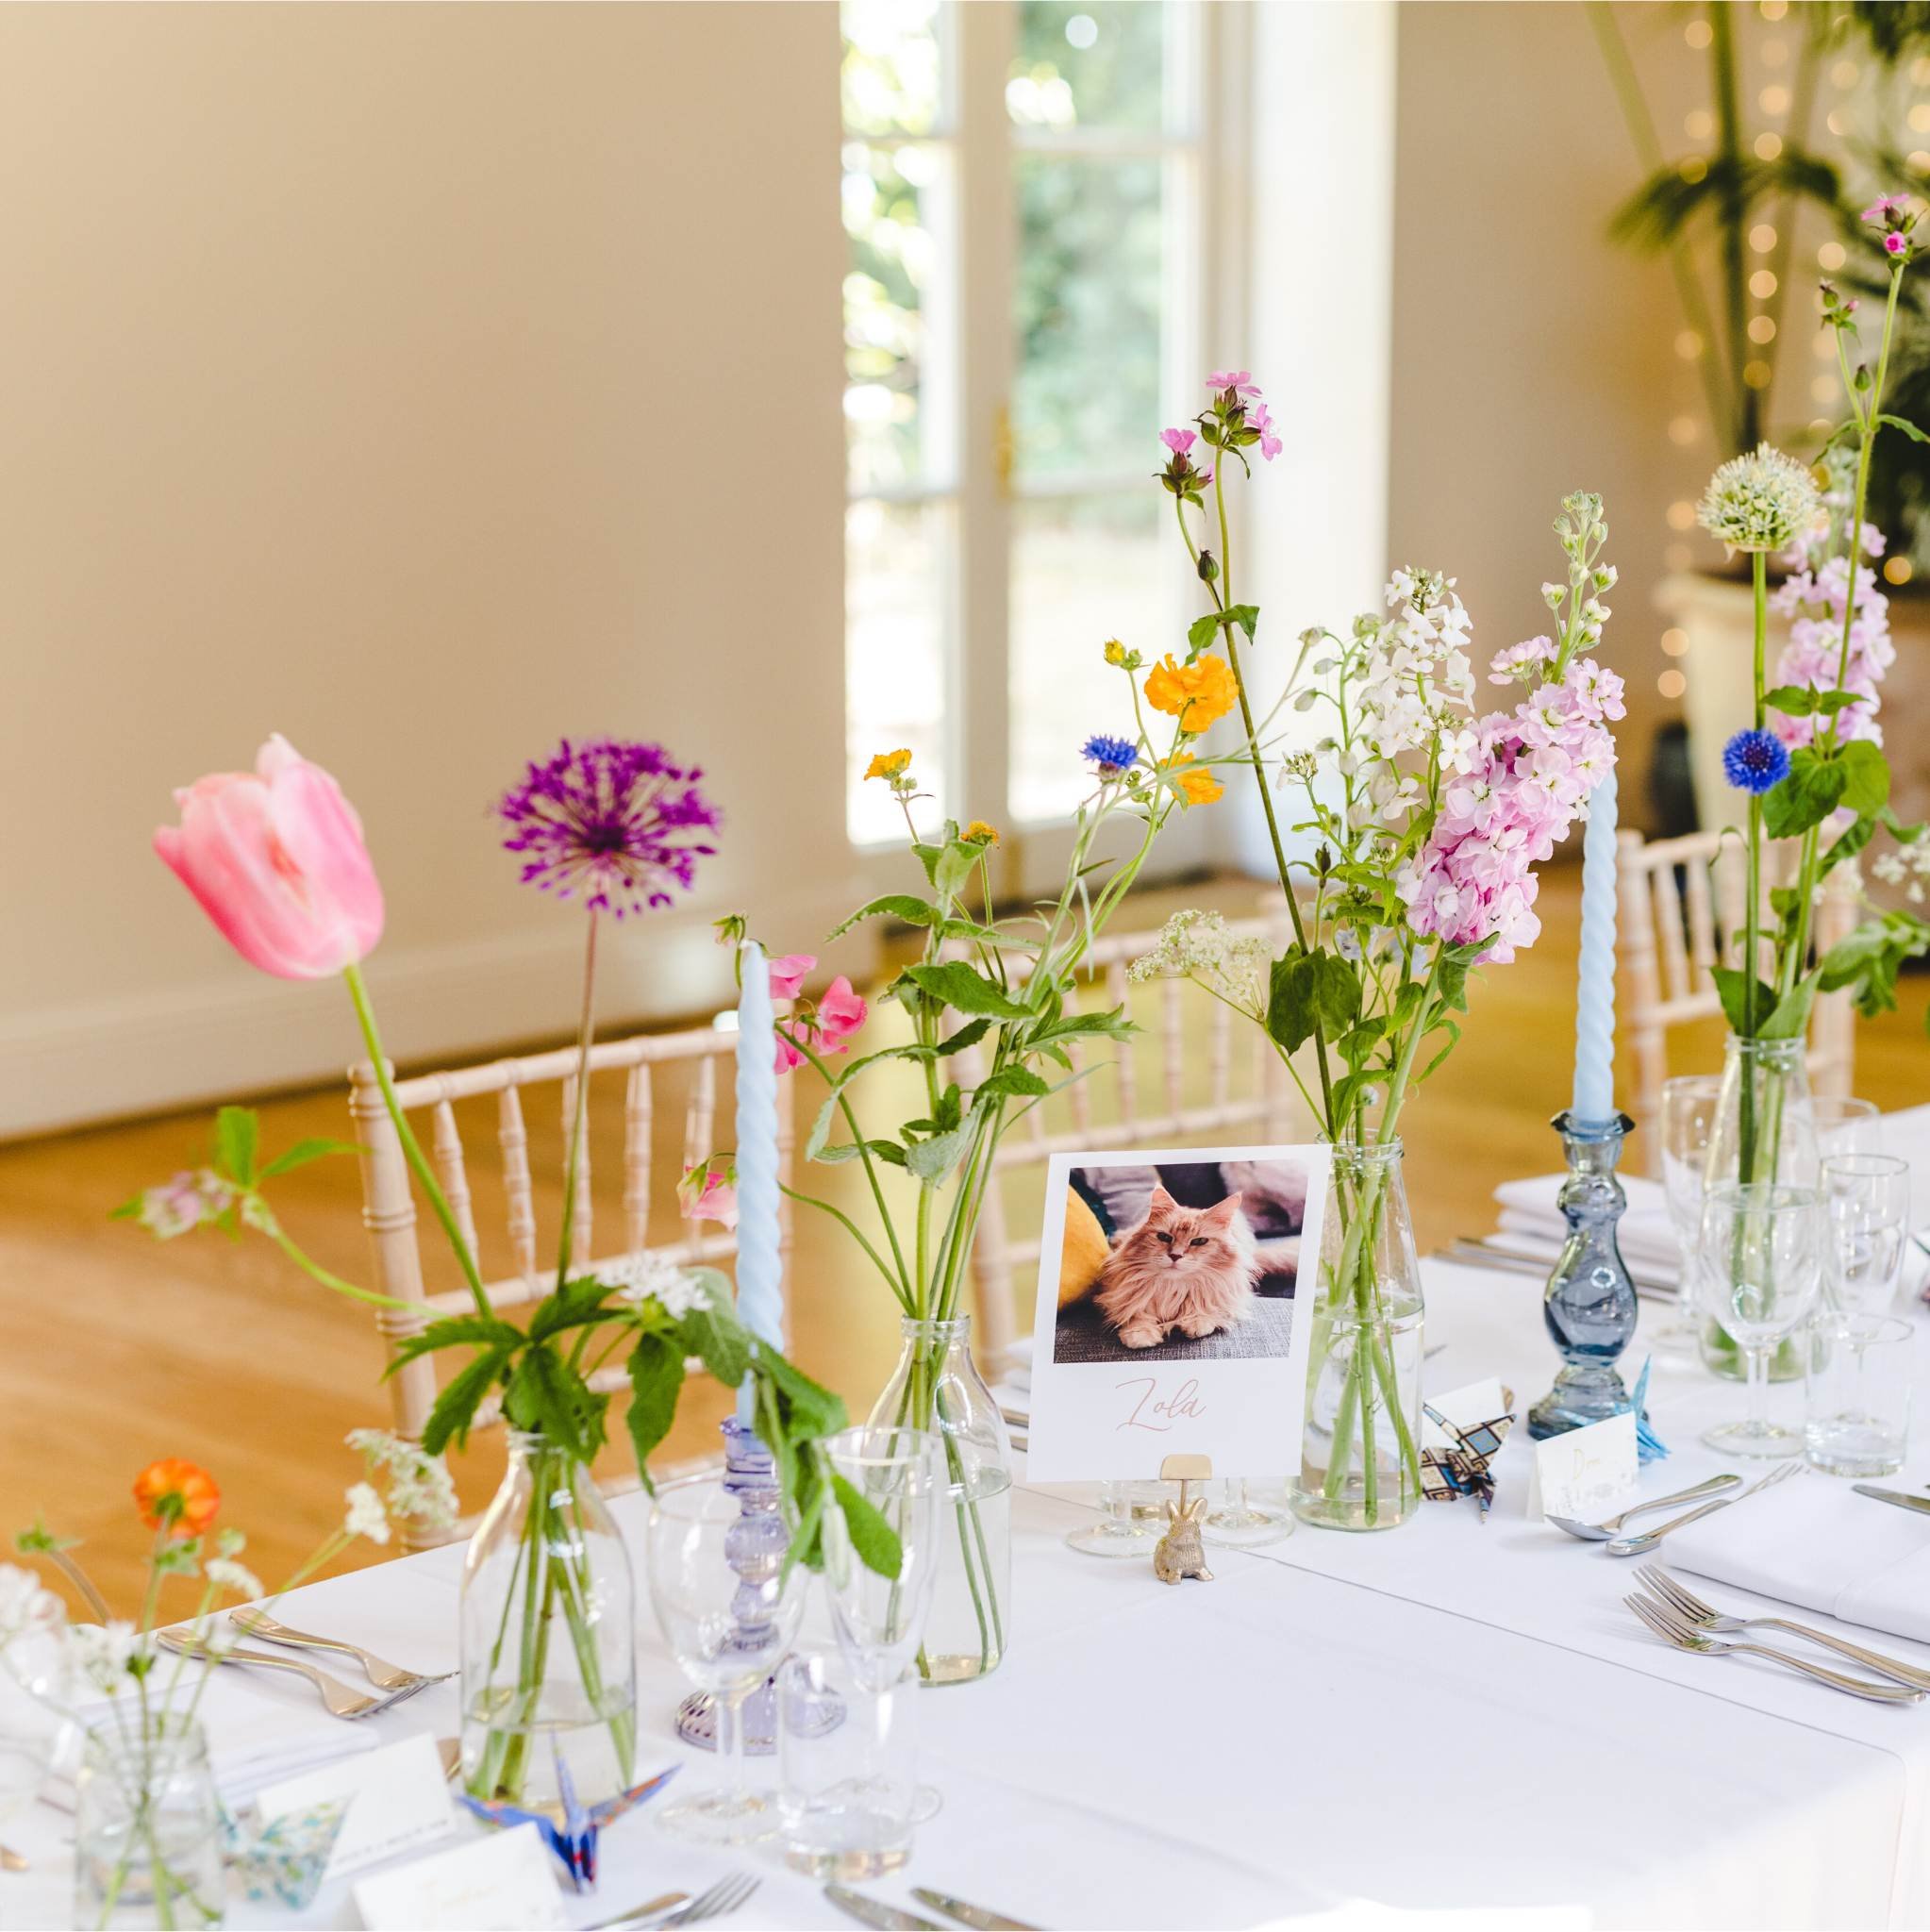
{"left": 1527, "top": 1110, "right": 1639, "bottom": 1440}
{"left": 674, "top": 1418, "right": 840, "bottom": 1754}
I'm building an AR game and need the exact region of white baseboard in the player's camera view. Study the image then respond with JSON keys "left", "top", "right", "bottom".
{"left": 2, "top": 878, "right": 868, "bottom": 1140}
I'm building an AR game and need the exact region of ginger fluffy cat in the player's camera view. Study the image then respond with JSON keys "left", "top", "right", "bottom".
{"left": 1094, "top": 1184, "right": 1258, "bottom": 1350}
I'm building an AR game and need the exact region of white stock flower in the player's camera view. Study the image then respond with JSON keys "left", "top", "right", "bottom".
{"left": 0, "top": 1565, "right": 63, "bottom": 1648}
{"left": 342, "top": 1483, "right": 391, "bottom": 1546}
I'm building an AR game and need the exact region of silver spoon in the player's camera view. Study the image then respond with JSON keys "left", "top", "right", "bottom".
{"left": 1547, "top": 1474, "right": 1740, "bottom": 1542}
{"left": 1606, "top": 1457, "right": 1801, "bottom": 1557}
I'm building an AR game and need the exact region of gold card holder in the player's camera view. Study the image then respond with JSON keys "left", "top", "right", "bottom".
{"left": 1152, "top": 1453, "right": 1213, "bottom": 1585}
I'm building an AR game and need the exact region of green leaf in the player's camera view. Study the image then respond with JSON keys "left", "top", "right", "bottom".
{"left": 214, "top": 1107, "right": 260, "bottom": 1188}
{"left": 1187, "top": 604, "right": 1259, "bottom": 657}
{"left": 258, "top": 1137, "right": 361, "bottom": 1180}
{"left": 931, "top": 841, "right": 978, "bottom": 905}
{"left": 830, "top": 1474, "right": 905, "bottom": 1580}
{"left": 422, "top": 1345, "right": 513, "bottom": 1456}
{"left": 825, "top": 895, "right": 937, "bottom": 941}
{"left": 528, "top": 1276, "right": 616, "bottom": 1342}
{"left": 1758, "top": 972, "right": 1818, "bottom": 1041}
{"left": 757, "top": 1345, "right": 849, "bottom": 1440}
{"left": 937, "top": 1017, "right": 993, "bottom": 1057}
{"left": 1879, "top": 411, "right": 1930, "bottom": 443}
{"left": 1265, "top": 951, "right": 1361, "bottom": 1054}
{"left": 903, "top": 960, "right": 1030, "bottom": 1020}
{"left": 624, "top": 1333, "right": 686, "bottom": 1486}
{"left": 1710, "top": 965, "right": 1780, "bottom": 1037}
{"left": 816, "top": 1138, "right": 907, "bottom": 1166}
{"left": 933, "top": 918, "right": 1037, "bottom": 952}
{"left": 1762, "top": 749, "right": 1848, "bottom": 839}
{"left": 1820, "top": 815, "right": 1877, "bottom": 876}
{"left": 386, "top": 1312, "right": 525, "bottom": 1370}
{"left": 905, "top": 1113, "right": 978, "bottom": 1185}
{"left": 1033, "top": 1007, "right": 1136, "bottom": 1044}
{"left": 973, "top": 1065, "right": 1050, "bottom": 1104}
{"left": 1838, "top": 739, "right": 1890, "bottom": 819}
{"left": 675, "top": 1276, "right": 752, "bottom": 1389}
{"left": 1764, "top": 685, "right": 1818, "bottom": 717}
{"left": 505, "top": 1345, "right": 605, "bottom": 1464}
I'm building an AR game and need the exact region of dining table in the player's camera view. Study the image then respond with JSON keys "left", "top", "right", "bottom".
{"left": 15, "top": 1108, "right": 1930, "bottom": 1931}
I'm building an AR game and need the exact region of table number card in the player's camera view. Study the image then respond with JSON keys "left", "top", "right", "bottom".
{"left": 1025, "top": 1143, "right": 1332, "bottom": 1481}
{"left": 1527, "top": 1409, "right": 1639, "bottom": 1523}
{"left": 352, "top": 1821, "right": 566, "bottom": 1930}
{"left": 257, "top": 1730, "right": 455, "bottom": 1878}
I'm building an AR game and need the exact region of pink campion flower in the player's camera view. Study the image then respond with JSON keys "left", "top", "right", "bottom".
{"left": 766, "top": 953, "right": 815, "bottom": 1000}
{"left": 1248, "top": 401, "right": 1283, "bottom": 462}
{"left": 155, "top": 735, "right": 385, "bottom": 979}
{"left": 1886, "top": 231, "right": 1909, "bottom": 257}
{"left": 1159, "top": 427, "right": 1197, "bottom": 456}
{"left": 678, "top": 1159, "right": 738, "bottom": 1230}
{"left": 1863, "top": 193, "right": 1910, "bottom": 225}
{"left": 1205, "top": 369, "right": 1261, "bottom": 397}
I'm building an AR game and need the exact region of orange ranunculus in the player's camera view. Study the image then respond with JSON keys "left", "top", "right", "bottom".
{"left": 1162, "top": 754, "right": 1224, "bottom": 808}
{"left": 133, "top": 1459, "right": 221, "bottom": 1538}
{"left": 1143, "top": 653, "right": 1239, "bottom": 734}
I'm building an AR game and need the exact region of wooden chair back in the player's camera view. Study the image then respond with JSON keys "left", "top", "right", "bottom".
{"left": 1618, "top": 826, "right": 1857, "bottom": 1171}
{"left": 954, "top": 898, "right": 1308, "bottom": 1361}
{"left": 347, "top": 1021, "right": 789, "bottom": 1545}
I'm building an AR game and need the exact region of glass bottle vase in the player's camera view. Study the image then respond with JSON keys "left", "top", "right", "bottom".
{"left": 866, "top": 1316, "right": 1011, "bottom": 1684}
{"left": 74, "top": 1712, "right": 225, "bottom": 1930}
{"left": 1698, "top": 1034, "right": 1819, "bottom": 1384}
{"left": 459, "top": 1430, "right": 638, "bottom": 1808}
{"left": 1290, "top": 1131, "right": 1426, "bottom": 1532}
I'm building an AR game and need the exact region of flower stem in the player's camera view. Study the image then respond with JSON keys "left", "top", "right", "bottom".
{"left": 556, "top": 909, "right": 599, "bottom": 1295}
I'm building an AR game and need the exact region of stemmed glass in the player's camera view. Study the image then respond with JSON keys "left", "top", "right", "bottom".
{"left": 1822, "top": 1154, "right": 1912, "bottom": 1315}
{"left": 1698, "top": 1182, "right": 1822, "bottom": 1457}
{"left": 819, "top": 1425, "right": 941, "bottom": 1690}
{"left": 1657, "top": 1074, "right": 1723, "bottom": 1353}
{"left": 646, "top": 1472, "right": 807, "bottom": 1843}
{"left": 1204, "top": 1478, "right": 1294, "bottom": 1549}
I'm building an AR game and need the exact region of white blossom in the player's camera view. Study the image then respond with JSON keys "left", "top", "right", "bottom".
{"left": 342, "top": 1484, "right": 390, "bottom": 1546}
{"left": 205, "top": 1557, "right": 264, "bottom": 1600}
{"left": 596, "top": 1251, "right": 709, "bottom": 1321}
{"left": 1128, "top": 910, "right": 1269, "bottom": 1018}
{"left": 1698, "top": 442, "right": 1823, "bottom": 553}
{"left": 346, "top": 1429, "right": 459, "bottom": 1535}
{"left": 68, "top": 1621, "right": 143, "bottom": 1694}
{"left": 0, "top": 1564, "right": 63, "bottom": 1649}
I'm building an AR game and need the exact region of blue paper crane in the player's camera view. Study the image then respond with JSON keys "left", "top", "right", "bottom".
{"left": 458, "top": 1755, "right": 679, "bottom": 1892}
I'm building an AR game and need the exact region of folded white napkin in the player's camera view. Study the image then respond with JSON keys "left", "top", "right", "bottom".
{"left": 1663, "top": 1470, "right": 1930, "bottom": 1648}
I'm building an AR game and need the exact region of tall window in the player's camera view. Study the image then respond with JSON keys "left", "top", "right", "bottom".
{"left": 840, "top": 2, "right": 1213, "bottom": 848}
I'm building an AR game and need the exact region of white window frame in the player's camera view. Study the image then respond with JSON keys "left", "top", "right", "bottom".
{"left": 845, "top": 1, "right": 1251, "bottom": 904}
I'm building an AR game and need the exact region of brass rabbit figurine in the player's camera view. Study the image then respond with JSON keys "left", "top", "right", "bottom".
{"left": 1153, "top": 1490, "right": 1212, "bottom": 1585}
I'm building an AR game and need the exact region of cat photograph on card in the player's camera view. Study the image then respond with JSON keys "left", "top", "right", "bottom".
{"left": 1050, "top": 1154, "right": 1308, "bottom": 1364}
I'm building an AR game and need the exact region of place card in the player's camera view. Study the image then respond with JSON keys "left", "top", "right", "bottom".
{"left": 1527, "top": 1410, "right": 1639, "bottom": 1523}
{"left": 258, "top": 1730, "right": 455, "bottom": 1878}
{"left": 352, "top": 1821, "right": 566, "bottom": 1930}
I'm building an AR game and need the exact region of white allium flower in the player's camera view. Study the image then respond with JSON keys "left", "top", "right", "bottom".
{"left": 0, "top": 1564, "right": 63, "bottom": 1648}
{"left": 1697, "top": 442, "right": 1823, "bottom": 553}
{"left": 205, "top": 1557, "right": 264, "bottom": 1600}
{"left": 69, "top": 1621, "right": 142, "bottom": 1694}
{"left": 342, "top": 1483, "right": 391, "bottom": 1546}
{"left": 596, "top": 1251, "right": 708, "bottom": 1320}
{"left": 346, "top": 1430, "right": 460, "bottom": 1534}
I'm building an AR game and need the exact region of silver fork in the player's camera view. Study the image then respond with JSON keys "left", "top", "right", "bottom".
{"left": 1637, "top": 1562, "right": 1930, "bottom": 1691}
{"left": 1625, "top": 1591, "right": 1926, "bottom": 1703}
{"left": 229, "top": 1609, "right": 452, "bottom": 1691}
{"left": 155, "top": 1630, "right": 425, "bottom": 1720}
{"left": 659, "top": 1873, "right": 760, "bottom": 1927}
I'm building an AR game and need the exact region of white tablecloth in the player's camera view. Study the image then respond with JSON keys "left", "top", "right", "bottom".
{"left": 17, "top": 1117, "right": 1930, "bottom": 1930}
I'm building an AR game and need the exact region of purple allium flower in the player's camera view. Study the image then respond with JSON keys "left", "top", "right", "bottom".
{"left": 1722, "top": 728, "right": 1791, "bottom": 795}
{"left": 1081, "top": 732, "right": 1140, "bottom": 776}
{"left": 499, "top": 738, "right": 720, "bottom": 916}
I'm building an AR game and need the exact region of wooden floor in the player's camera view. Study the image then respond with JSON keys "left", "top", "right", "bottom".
{"left": 7, "top": 863, "right": 1928, "bottom": 1612}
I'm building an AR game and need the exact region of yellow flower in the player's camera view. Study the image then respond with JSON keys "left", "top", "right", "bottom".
{"left": 1162, "top": 754, "right": 1223, "bottom": 808}
{"left": 1103, "top": 639, "right": 1127, "bottom": 666}
{"left": 864, "top": 749, "right": 913, "bottom": 783}
{"left": 962, "top": 820, "right": 1001, "bottom": 846}
{"left": 1143, "top": 653, "right": 1239, "bottom": 733}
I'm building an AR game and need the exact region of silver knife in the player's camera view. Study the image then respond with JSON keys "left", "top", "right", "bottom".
{"left": 912, "top": 1887, "right": 1041, "bottom": 1931}
{"left": 1854, "top": 1484, "right": 1930, "bottom": 1517}
{"left": 825, "top": 1885, "right": 943, "bottom": 1931}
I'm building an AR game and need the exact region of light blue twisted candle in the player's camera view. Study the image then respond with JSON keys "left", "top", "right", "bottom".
{"left": 734, "top": 941, "right": 784, "bottom": 1427}
{"left": 1572, "top": 766, "right": 1619, "bottom": 1126}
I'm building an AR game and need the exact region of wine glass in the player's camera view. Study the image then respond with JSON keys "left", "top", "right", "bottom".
{"left": 646, "top": 1472, "right": 807, "bottom": 1843}
{"left": 1204, "top": 1478, "right": 1294, "bottom": 1549}
{"left": 1796, "top": 1095, "right": 1882, "bottom": 1172}
{"left": 819, "top": 1425, "right": 941, "bottom": 1692}
{"left": 1822, "top": 1154, "right": 1912, "bottom": 1315}
{"left": 1698, "top": 1182, "right": 1822, "bottom": 1457}
{"left": 1657, "top": 1074, "right": 1723, "bottom": 1353}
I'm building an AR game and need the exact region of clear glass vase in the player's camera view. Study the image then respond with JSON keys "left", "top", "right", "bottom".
{"left": 1699, "top": 1034, "right": 1819, "bottom": 1384}
{"left": 460, "top": 1430, "right": 638, "bottom": 1808}
{"left": 866, "top": 1317, "right": 1011, "bottom": 1684}
{"left": 75, "top": 1712, "right": 225, "bottom": 1929}
{"left": 1290, "top": 1131, "right": 1425, "bottom": 1532}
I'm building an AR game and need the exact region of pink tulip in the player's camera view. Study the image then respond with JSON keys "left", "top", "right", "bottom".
{"left": 678, "top": 1160, "right": 738, "bottom": 1229}
{"left": 155, "top": 735, "right": 384, "bottom": 979}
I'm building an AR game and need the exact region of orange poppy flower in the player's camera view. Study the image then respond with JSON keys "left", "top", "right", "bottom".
{"left": 133, "top": 1459, "right": 221, "bottom": 1538}
{"left": 1142, "top": 653, "right": 1239, "bottom": 734}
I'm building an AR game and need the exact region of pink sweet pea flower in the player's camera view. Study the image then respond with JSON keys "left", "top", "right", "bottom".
{"left": 766, "top": 953, "right": 815, "bottom": 999}
{"left": 155, "top": 735, "right": 385, "bottom": 979}
{"left": 773, "top": 974, "right": 868, "bottom": 1075}
{"left": 1206, "top": 370, "right": 1261, "bottom": 397}
{"left": 678, "top": 1159, "right": 738, "bottom": 1229}
{"left": 1159, "top": 427, "right": 1197, "bottom": 456}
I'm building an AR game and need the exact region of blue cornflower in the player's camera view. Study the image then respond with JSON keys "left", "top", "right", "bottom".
{"left": 1081, "top": 733, "right": 1140, "bottom": 775}
{"left": 1722, "top": 727, "right": 1791, "bottom": 795}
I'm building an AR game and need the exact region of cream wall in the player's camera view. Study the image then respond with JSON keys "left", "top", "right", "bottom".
{"left": 0, "top": 3, "right": 856, "bottom": 1135}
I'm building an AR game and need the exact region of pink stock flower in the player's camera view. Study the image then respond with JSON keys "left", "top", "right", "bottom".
{"left": 1206, "top": 370, "right": 1261, "bottom": 397}
{"left": 1159, "top": 427, "right": 1197, "bottom": 456}
{"left": 678, "top": 1159, "right": 738, "bottom": 1229}
{"left": 155, "top": 736, "right": 385, "bottom": 979}
{"left": 1248, "top": 401, "right": 1283, "bottom": 462}
{"left": 766, "top": 953, "right": 815, "bottom": 999}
